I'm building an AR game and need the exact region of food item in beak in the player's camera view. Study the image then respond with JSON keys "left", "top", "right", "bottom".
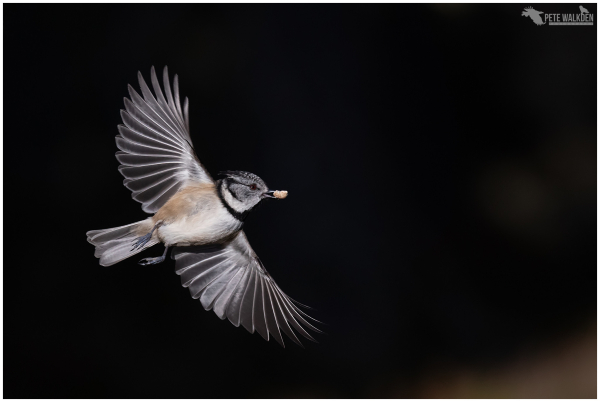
{"left": 273, "top": 190, "right": 288, "bottom": 199}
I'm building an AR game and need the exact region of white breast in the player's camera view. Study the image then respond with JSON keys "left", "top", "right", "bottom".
{"left": 155, "top": 186, "right": 242, "bottom": 246}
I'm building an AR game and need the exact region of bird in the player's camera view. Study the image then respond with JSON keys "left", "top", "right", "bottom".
{"left": 580, "top": 5, "right": 589, "bottom": 13}
{"left": 521, "top": 7, "right": 545, "bottom": 25}
{"left": 86, "top": 66, "right": 320, "bottom": 347}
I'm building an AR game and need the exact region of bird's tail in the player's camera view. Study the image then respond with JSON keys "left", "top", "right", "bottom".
{"left": 87, "top": 219, "right": 158, "bottom": 266}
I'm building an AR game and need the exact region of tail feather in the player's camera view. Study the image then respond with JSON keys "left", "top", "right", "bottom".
{"left": 87, "top": 219, "right": 158, "bottom": 266}
{"left": 87, "top": 221, "right": 140, "bottom": 245}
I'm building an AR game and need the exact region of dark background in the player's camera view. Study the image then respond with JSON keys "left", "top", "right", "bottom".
{"left": 4, "top": 4, "right": 596, "bottom": 398}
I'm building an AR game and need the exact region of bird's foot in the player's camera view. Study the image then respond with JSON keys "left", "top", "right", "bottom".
{"left": 138, "top": 256, "right": 166, "bottom": 266}
{"left": 131, "top": 233, "right": 152, "bottom": 251}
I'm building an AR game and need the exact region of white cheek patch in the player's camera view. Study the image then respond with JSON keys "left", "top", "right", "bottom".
{"left": 223, "top": 187, "right": 248, "bottom": 213}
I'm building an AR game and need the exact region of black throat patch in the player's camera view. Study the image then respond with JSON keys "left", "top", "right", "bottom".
{"left": 216, "top": 180, "right": 250, "bottom": 222}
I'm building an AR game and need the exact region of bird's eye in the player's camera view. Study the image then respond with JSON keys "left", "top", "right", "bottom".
{"left": 249, "top": 184, "right": 257, "bottom": 190}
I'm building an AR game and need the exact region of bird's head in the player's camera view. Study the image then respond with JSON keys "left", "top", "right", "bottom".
{"left": 218, "top": 171, "right": 287, "bottom": 215}
{"left": 522, "top": 7, "right": 539, "bottom": 16}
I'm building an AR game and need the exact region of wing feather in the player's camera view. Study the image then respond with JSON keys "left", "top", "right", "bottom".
{"left": 142, "top": 181, "right": 182, "bottom": 212}
{"left": 171, "top": 231, "right": 319, "bottom": 347}
{"left": 137, "top": 71, "right": 183, "bottom": 138}
{"left": 273, "top": 285, "right": 322, "bottom": 335}
{"left": 173, "top": 75, "right": 184, "bottom": 125}
{"left": 252, "top": 277, "right": 269, "bottom": 341}
{"left": 269, "top": 285, "right": 303, "bottom": 346}
{"left": 116, "top": 136, "right": 180, "bottom": 158}
{"left": 117, "top": 129, "right": 183, "bottom": 155}
{"left": 272, "top": 287, "right": 318, "bottom": 343}
{"left": 149, "top": 67, "right": 183, "bottom": 127}
{"left": 122, "top": 97, "right": 186, "bottom": 148}
{"left": 239, "top": 269, "right": 258, "bottom": 334}
{"left": 120, "top": 109, "right": 186, "bottom": 151}
{"left": 200, "top": 263, "right": 239, "bottom": 310}
{"left": 263, "top": 282, "right": 285, "bottom": 347}
{"left": 162, "top": 67, "right": 177, "bottom": 117}
{"left": 184, "top": 97, "right": 190, "bottom": 133}
{"left": 225, "top": 267, "right": 253, "bottom": 327}
{"left": 127, "top": 85, "right": 179, "bottom": 139}
{"left": 213, "top": 267, "right": 247, "bottom": 319}
{"left": 118, "top": 163, "right": 185, "bottom": 180}
{"left": 116, "top": 66, "right": 213, "bottom": 214}
{"left": 123, "top": 170, "right": 181, "bottom": 193}
{"left": 188, "top": 264, "right": 231, "bottom": 300}
{"left": 115, "top": 152, "right": 179, "bottom": 167}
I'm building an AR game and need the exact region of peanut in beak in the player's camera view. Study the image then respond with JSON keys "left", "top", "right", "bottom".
{"left": 273, "top": 190, "right": 288, "bottom": 199}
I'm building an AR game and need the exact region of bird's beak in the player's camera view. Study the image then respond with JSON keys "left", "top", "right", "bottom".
{"left": 262, "top": 190, "right": 288, "bottom": 199}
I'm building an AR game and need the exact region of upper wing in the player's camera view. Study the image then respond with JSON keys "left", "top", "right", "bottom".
{"left": 172, "top": 231, "right": 321, "bottom": 347}
{"left": 116, "top": 66, "right": 213, "bottom": 213}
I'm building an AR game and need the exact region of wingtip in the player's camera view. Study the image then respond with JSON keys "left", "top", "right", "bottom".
{"left": 272, "top": 335, "right": 286, "bottom": 348}
{"left": 288, "top": 333, "right": 306, "bottom": 348}
{"left": 126, "top": 84, "right": 138, "bottom": 97}
{"left": 137, "top": 70, "right": 147, "bottom": 87}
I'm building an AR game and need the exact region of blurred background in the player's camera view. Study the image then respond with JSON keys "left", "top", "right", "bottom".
{"left": 4, "top": 3, "right": 596, "bottom": 398}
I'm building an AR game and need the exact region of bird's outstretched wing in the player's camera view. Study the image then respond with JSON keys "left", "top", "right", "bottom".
{"left": 172, "top": 231, "right": 320, "bottom": 347}
{"left": 116, "top": 66, "right": 213, "bottom": 213}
